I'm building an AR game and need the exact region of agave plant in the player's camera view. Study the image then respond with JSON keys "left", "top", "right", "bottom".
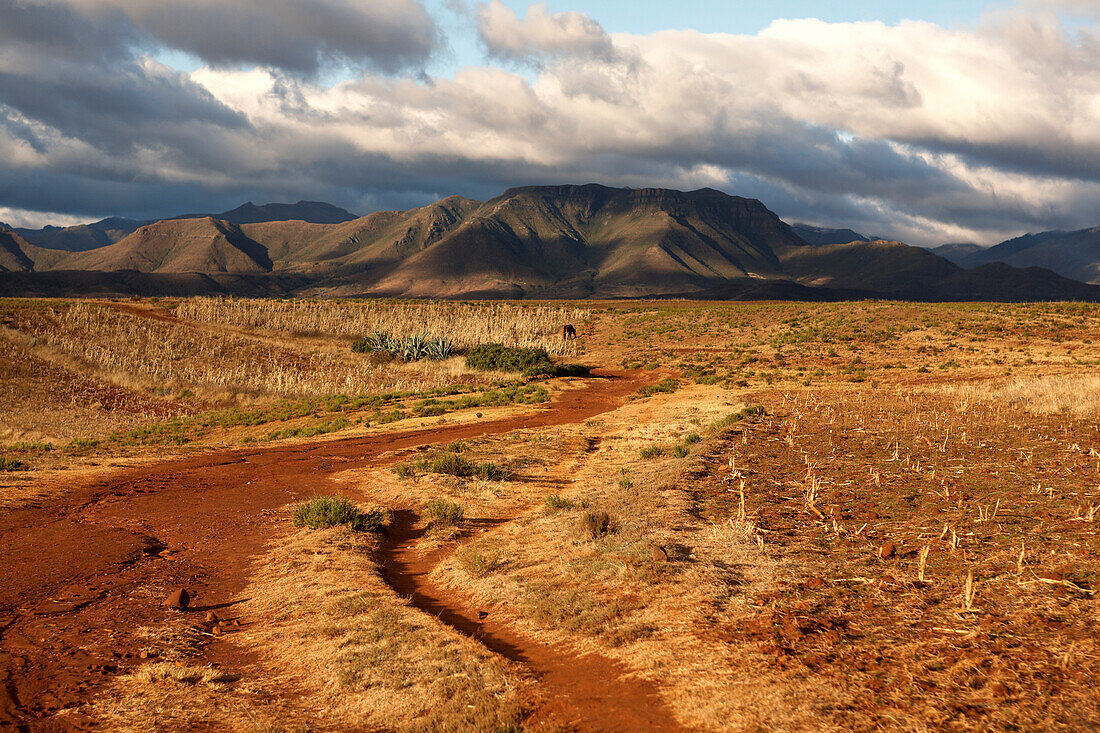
{"left": 426, "top": 336, "right": 455, "bottom": 360}
{"left": 401, "top": 333, "right": 429, "bottom": 361}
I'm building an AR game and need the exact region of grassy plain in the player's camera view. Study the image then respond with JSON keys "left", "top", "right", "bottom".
{"left": 2, "top": 297, "right": 1099, "bottom": 730}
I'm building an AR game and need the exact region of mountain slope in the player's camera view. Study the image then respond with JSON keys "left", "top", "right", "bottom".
{"left": 63, "top": 218, "right": 273, "bottom": 274}
{"left": 959, "top": 228, "right": 1100, "bottom": 284}
{"left": 363, "top": 185, "right": 803, "bottom": 297}
{"left": 0, "top": 228, "right": 35, "bottom": 272}
{"left": 7, "top": 185, "right": 1100, "bottom": 301}
{"left": 14, "top": 217, "right": 144, "bottom": 252}
{"left": 790, "top": 223, "right": 872, "bottom": 246}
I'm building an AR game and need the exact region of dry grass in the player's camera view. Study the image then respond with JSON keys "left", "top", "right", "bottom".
{"left": 93, "top": 523, "right": 530, "bottom": 731}
{"left": 176, "top": 298, "right": 588, "bottom": 356}
{"left": 944, "top": 373, "right": 1100, "bottom": 418}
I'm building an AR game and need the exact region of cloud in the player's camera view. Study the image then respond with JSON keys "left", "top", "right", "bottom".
{"left": 477, "top": 1, "right": 612, "bottom": 62}
{"left": 11, "top": 0, "right": 441, "bottom": 74}
{"left": 1, "top": 2, "right": 1099, "bottom": 247}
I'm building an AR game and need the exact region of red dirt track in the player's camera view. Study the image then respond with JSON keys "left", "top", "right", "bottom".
{"left": 0, "top": 369, "right": 682, "bottom": 731}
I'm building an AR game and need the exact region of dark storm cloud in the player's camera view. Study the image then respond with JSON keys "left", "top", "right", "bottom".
{"left": 94, "top": 0, "right": 441, "bottom": 75}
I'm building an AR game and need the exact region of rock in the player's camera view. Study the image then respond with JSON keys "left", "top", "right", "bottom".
{"left": 205, "top": 611, "right": 219, "bottom": 624}
{"left": 651, "top": 546, "right": 669, "bottom": 562}
{"left": 232, "top": 619, "right": 241, "bottom": 627}
{"left": 990, "top": 681, "right": 1010, "bottom": 698}
{"left": 805, "top": 576, "right": 826, "bottom": 589}
{"left": 1036, "top": 571, "right": 1063, "bottom": 583}
{"left": 165, "top": 588, "right": 190, "bottom": 611}
{"left": 477, "top": 611, "right": 489, "bottom": 620}
{"left": 878, "top": 542, "right": 896, "bottom": 559}
{"left": 211, "top": 625, "right": 222, "bottom": 636}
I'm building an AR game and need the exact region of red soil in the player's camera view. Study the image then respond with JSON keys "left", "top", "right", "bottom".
{"left": 0, "top": 369, "right": 682, "bottom": 731}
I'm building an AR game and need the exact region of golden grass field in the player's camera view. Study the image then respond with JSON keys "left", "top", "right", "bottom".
{"left": 1, "top": 297, "right": 1099, "bottom": 731}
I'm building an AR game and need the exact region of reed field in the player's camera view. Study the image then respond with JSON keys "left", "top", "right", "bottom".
{"left": 175, "top": 298, "right": 589, "bottom": 356}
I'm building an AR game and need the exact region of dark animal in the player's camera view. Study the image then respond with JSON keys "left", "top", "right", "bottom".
{"left": 562, "top": 324, "right": 577, "bottom": 340}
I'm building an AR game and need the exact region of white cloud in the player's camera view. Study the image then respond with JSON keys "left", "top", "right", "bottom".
{"left": 2, "top": 2, "right": 1099, "bottom": 244}
{"left": 477, "top": 1, "right": 612, "bottom": 62}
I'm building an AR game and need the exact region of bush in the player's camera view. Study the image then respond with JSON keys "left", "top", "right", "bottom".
{"left": 456, "top": 549, "right": 505, "bottom": 578}
{"left": 0, "top": 456, "right": 25, "bottom": 471}
{"left": 582, "top": 510, "right": 613, "bottom": 540}
{"left": 424, "top": 498, "right": 465, "bottom": 527}
{"left": 639, "top": 445, "right": 665, "bottom": 459}
{"left": 707, "top": 405, "right": 765, "bottom": 432}
{"left": 466, "top": 344, "right": 552, "bottom": 372}
{"left": 522, "top": 362, "right": 591, "bottom": 379}
{"left": 544, "top": 494, "right": 575, "bottom": 512}
{"left": 633, "top": 378, "right": 679, "bottom": 399}
{"left": 292, "top": 496, "right": 388, "bottom": 532}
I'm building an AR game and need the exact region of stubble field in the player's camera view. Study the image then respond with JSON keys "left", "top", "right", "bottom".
{"left": 0, "top": 297, "right": 1097, "bottom": 731}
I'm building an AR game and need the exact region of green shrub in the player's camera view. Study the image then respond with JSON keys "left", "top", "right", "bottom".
{"left": 581, "top": 510, "right": 613, "bottom": 540}
{"left": 672, "top": 444, "right": 689, "bottom": 458}
{"left": 522, "top": 362, "right": 591, "bottom": 379}
{"left": 707, "top": 405, "right": 765, "bottom": 432}
{"left": 424, "top": 498, "right": 465, "bottom": 527}
{"left": 466, "top": 343, "right": 552, "bottom": 372}
{"left": 456, "top": 549, "right": 505, "bottom": 578}
{"left": 0, "top": 456, "right": 25, "bottom": 471}
{"left": 639, "top": 444, "right": 665, "bottom": 459}
{"left": 292, "top": 496, "right": 388, "bottom": 532}
{"left": 633, "top": 378, "right": 679, "bottom": 399}
{"left": 544, "top": 494, "right": 575, "bottom": 512}
{"left": 682, "top": 432, "right": 701, "bottom": 445}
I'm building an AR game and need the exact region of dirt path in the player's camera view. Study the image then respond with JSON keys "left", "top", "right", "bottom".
{"left": 381, "top": 512, "right": 683, "bottom": 732}
{"left": 0, "top": 369, "right": 681, "bottom": 731}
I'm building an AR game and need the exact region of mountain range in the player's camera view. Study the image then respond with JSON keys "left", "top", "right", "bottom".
{"left": 1, "top": 185, "right": 1098, "bottom": 301}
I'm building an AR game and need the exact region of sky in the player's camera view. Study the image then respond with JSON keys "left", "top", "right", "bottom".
{"left": 0, "top": 0, "right": 1098, "bottom": 246}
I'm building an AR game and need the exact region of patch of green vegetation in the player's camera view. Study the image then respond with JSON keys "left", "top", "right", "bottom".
{"left": 465, "top": 343, "right": 589, "bottom": 379}
{"left": 394, "top": 451, "right": 508, "bottom": 480}
{"left": 7, "top": 441, "right": 55, "bottom": 452}
{"left": 292, "top": 496, "right": 388, "bottom": 532}
{"left": 639, "top": 444, "right": 665, "bottom": 459}
{"left": 0, "top": 456, "right": 26, "bottom": 471}
{"left": 544, "top": 494, "right": 576, "bottom": 512}
{"left": 456, "top": 548, "right": 506, "bottom": 578}
{"left": 632, "top": 378, "right": 679, "bottom": 399}
{"left": 424, "top": 498, "right": 465, "bottom": 527}
{"left": 266, "top": 417, "right": 350, "bottom": 441}
{"left": 707, "top": 405, "right": 765, "bottom": 432}
{"left": 352, "top": 331, "right": 455, "bottom": 361}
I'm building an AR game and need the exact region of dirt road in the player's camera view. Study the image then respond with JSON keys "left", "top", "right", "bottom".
{"left": 0, "top": 369, "right": 683, "bottom": 731}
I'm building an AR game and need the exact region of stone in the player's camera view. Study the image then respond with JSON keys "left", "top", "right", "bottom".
{"left": 805, "top": 576, "right": 826, "bottom": 589}
{"left": 211, "top": 625, "right": 222, "bottom": 636}
{"left": 165, "top": 588, "right": 190, "bottom": 611}
{"left": 651, "top": 546, "right": 669, "bottom": 562}
{"left": 878, "top": 542, "right": 896, "bottom": 559}
{"left": 1036, "top": 571, "right": 1063, "bottom": 583}
{"left": 990, "top": 681, "right": 1010, "bottom": 698}
{"left": 205, "top": 611, "right": 219, "bottom": 624}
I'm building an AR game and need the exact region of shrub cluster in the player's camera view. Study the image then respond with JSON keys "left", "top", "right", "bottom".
{"left": 0, "top": 456, "right": 25, "bottom": 471}
{"left": 632, "top": 378, "right": 680, "bottom": 399}
{"left": 393, "top": 451, "right": 508, "bottom": 481}
{"left": 292, "top": 496, "right": 388, "bottom": 532}
{"left": 465, "top": 343, "right": 590, "bottom": 379}
{"left": 424, "top": 498, "right": 465, "bottom": 527}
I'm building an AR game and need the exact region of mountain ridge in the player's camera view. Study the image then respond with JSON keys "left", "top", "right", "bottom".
{"left": 4, "top": 185, "right": 1100, "bottom": 302}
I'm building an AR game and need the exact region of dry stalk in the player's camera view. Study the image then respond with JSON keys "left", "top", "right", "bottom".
{"left": 917, "top": 545, "right": 930, "bottom": 582}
